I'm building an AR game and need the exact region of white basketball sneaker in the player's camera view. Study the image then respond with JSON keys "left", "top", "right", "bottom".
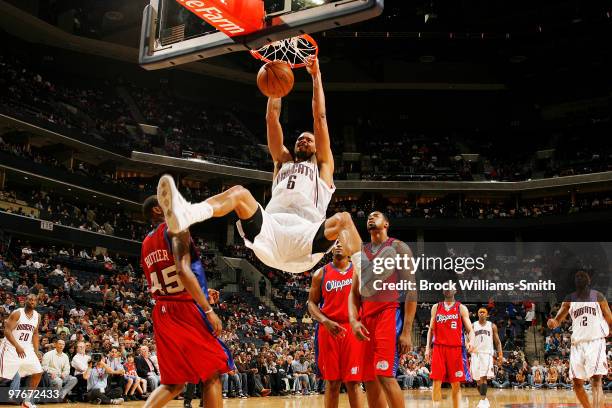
{"left": 157, "top": 174, "right": 194, "bottom": 233}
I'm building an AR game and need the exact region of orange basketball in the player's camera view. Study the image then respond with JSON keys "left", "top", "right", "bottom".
{"left": 257, "top": 61, "right": 294, "bottom": 98}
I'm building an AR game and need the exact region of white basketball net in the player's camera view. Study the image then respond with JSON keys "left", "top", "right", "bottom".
{"left": 251, "top": 35, "right": 318, "bottom": 68}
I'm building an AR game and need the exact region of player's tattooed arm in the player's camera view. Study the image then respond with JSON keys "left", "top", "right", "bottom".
{"left": 171, "top": 231, "right": 222, "bottom": 334}
{"left": 4, "top": 309, "right": 26, "bottom": 357}
{"left": 424, "top": 303, "right": 437, "bottom": 363}
{"left": 492, "top": 323, "right": 503, "bottom": 365}
{"left": 308, "top": 268, "right": 346, "bottom": 338}
{"left": 547, "top": 301, "right": 571, "bottom": 329}
{"left": 393, "top": 240, "right": 416, "bottom": 354}
{"left": 266, "top": 97, "right": 292, "bottom": 171}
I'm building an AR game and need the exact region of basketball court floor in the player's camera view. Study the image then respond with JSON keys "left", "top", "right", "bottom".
{"left": 47, "top": 389, "right": 611, "bottom": 407}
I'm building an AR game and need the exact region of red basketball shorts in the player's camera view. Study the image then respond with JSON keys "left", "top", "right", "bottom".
{"left": 361, "top": 307, "right": 402, "bottom": 381}
{"left": 430, "top": 344, "right": 471, "bottom": 383}
{"left": 316, "top": 322, "right": 364, "bottom": 382}
{"left": 153, "top": 299, "right": 233, "bottom": 385}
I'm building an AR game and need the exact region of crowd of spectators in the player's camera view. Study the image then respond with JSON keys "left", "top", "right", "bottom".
{"left": 0, "top": 187, "right": 146, "bottom": 240}
{"left": 3, "top": 50, "right": 612, "bottom": 181}
{"left": 0, "top": 54, "right": 148, "bottom": 155}
{"left": 0, "top": 137, "right": 155, "bottom": 201}
{"left": 327, "top": 193, "right": 612, "bottom": 220}
{"left": 1, "top": 236, "right": 611, "bottom": 406}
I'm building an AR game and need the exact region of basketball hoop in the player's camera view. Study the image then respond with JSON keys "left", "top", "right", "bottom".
{"left": 250, "top": 34, "right": 319, "bottom": 69}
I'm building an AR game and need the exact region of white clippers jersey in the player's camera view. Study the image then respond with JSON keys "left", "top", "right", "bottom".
{"left": 265, "top": 155, "right": 335, "bottom": 223}
{"left": 8, "top": 308, "right": 38, "bottom": 350}
{"left": 472, "top": 320, "right": 494, "bottom": 354}
{"left": 568, "top": 290, "right": 609, "bottom": 344}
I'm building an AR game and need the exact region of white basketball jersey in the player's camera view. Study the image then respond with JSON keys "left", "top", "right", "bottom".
{"left": 10, "top": 308, "right": 38, "bottom": 350}
{"left": 472, "top": 320, "right": 494, "bottom": 354}
{"left": 568, "top": 291, "right": 609, "bottom": 344}
{"left": 266, "top": 155, "right": 335, "bottom": 223}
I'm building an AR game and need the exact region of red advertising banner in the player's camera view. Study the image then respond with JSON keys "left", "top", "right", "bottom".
{"left": 175, "top": 0, "right": 265, "bottom": 37}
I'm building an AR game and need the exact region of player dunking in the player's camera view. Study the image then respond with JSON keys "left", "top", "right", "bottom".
{"left": 425, "top": 288, "right": 474, "bottom": 408}
{"left": 548, "top": 269, "right": 611, "bottom": 408}
{"left": 155, "top": 56, "right": 362, "bottom": 274}
{"left": 348, "top": 211, "right": 417, "bottom": 408}
{"left": 470, "top": 308, "right": 502, "bottom": 408}
{"left": 0, "top": 294, "right": 43, "bottom": 408}
{"left": 141, "top": 196, "right": 233, "bottom": 408}
{"left": 308, "top": 242, "right": 364, "bottom": 408}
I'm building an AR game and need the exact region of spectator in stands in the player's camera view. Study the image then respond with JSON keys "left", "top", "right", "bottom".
{"left": 42, "top": 339, "right": 78, "bottom": 401}
{"left": 396, "top": 361, "right": 413, "bottom": 389}
{"left": 107, "top": 348, "right": 127, "bottom": 397}
{"left": 492, "top": 368, "right": 510, "bottom": 389}
{"left": 123, "top": 354, "right": 146, "bottom": 400}
{"left": 51, "top": 264, "right": 64, "bottom": 276}
{"left": 16, "top": 281, "right": 29, "bottom": 296}
{"left": 512, "top": 367, "right": 529, "bottom": 389}
{"left": 135, "top": 345, "right": 159, "bottom": 392}
{"left": 604, "top": 368, "right": 612, "bottom": 390}
{"left": 82, "top": 355, "right": 125, "bottom": 405}
{"left": 71, "top": 342, "right": 90, "bottom": 401}
{"left": 55, "top": 318, "right": 70, "bottom": 337}
{"left": 291, "top": 354, "right": 311, "bottom": 395}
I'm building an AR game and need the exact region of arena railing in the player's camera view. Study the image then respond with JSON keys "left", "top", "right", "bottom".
{"left": 0, "top": 211, "right": 142, "bottom": 255}
{"left": 132, "top": 152, "right": 612, "bottom": 193}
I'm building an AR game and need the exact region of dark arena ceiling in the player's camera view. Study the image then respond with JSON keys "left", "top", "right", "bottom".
{"left": 3, "top": 0, "right": 611, "bottom": 93}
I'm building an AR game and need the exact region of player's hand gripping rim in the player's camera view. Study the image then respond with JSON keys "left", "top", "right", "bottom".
{"left": 305, "top": 56, "right": 320, "bottom": 77}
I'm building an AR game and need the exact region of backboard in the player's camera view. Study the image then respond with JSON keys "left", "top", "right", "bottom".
{"left": 139, "top": 0, "right": 384, "bottom": 70}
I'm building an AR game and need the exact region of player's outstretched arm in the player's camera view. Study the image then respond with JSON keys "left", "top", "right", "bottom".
{"left": 4, "top": 310, "right": 25, "bottom": 357}
{"left": 547, "top": 301, "right": 570, "bottom": 329}
{"left": 266, "top": 97, "right": 292, "bottom": 173}
{"left": 305, "top": 56, "right": 333, "bottom": 185}
{"left": 492, "top": 323, "right": 503, "bottom": 365}
{"left": 307, "top": 268, "right": 346, "bottom": 338}
{"left": 170, "top": 231, "right": 222, "bottom": 335}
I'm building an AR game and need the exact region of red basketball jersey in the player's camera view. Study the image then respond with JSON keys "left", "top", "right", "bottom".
{"left": 141, "top": 223, "right": 205, "bottom": 301}
{"left": 433, "top": 301, "right": 464, "bottom": 347}
{"left": 320, "top": 262, "right": 354, "bottom": 323}
{"left": 361, "top": 238, "right": 400, "bottom": 318}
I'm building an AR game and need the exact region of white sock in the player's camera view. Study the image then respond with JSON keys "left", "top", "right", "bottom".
{"left": 190, "top": 201, "right": 214, "bottom": 223}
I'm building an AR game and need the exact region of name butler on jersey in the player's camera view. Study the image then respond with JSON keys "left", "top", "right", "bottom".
{"left": 140, "top": 221, "right": 233, "bottom": 385}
